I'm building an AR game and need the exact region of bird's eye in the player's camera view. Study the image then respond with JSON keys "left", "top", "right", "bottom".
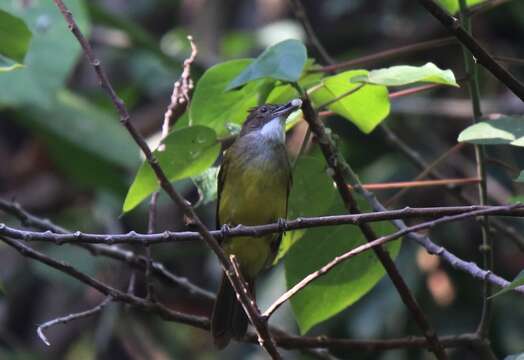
{"left": 260, "top": 106, "right": 268, "bottom": 113}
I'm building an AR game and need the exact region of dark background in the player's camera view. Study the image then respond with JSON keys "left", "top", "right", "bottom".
{"left": 1, "top": 0, "right": 524, "bottom": 359}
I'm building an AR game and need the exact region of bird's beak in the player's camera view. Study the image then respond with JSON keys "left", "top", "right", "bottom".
{"left": 272, "top": 98, "right": 302, "bottom": 119}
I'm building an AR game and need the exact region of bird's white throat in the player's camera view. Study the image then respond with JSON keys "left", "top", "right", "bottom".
{"left": 260, "top": 117, "right": 285, "bottom": 143}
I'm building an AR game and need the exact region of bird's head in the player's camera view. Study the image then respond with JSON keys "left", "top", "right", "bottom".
{"left": 240, "top": 99, "right": 302, "bottom": 142}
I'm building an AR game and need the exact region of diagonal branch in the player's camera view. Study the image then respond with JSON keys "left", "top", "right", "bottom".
{"left": 263, "top": 204, "right": 523, "bottom": 318}
{"left": 417, "top": 0, "right": 524, "bottom": 100}
{"left": 51, "top": 1, "right": 280, "bottom": 356}
{"left": 298, "top": 91, "right": 448, "bottom": 359}
{"left": 37, "top": 296, "right": 113, "bottom": 346}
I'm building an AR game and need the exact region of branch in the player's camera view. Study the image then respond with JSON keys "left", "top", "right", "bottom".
{"left": 298, "top": 92, "right": 448, "bottom": 359}
{"left": 230, "top": 256, "right": 282, "bottom": 359}
{"left": 311, "top": 37, "right": 457, "bottom": 73}
{"left": 417, "top": 0, "right": 524, "bottom": 101}
{"left": 37, "top": 296, "right": 113, "bottom": 346}
{"left": 263, "top": 204, "right": 524, "bottom": 317}
{"left": 379, "top": 125, "right": 524, "bottom": 251}
{"left": 51, "top": 1, "right": 280, "bottom": 356}
{"left": 0, "top": 198, "right": 214, "bottom": 300}
{"left": 0, "top": 236, "right": 209, "bottom": 330}
{"left": 4, "top": 204, "right": 524, "bottom": 245}
{"left": 288, "top": 0, "right": 334, "bottom": 65}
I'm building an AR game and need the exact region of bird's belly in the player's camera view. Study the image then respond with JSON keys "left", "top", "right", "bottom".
{"left": 218, "top": 149, "right": 289, "bottom": 278}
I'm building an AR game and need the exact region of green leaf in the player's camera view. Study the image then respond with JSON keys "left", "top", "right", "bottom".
{"left": 123, "top": 126, "right": 220, "bottom": 212}
{"left": 489, "top": 270, "right": 524, "bottom": 299}
{"left": 0, "top": 0, "right": 89, "bottom": 107}
{"left": 0, "top": 278, "right": 4, "bottom": 296}
{"left": 285, "top": 199, "right": 401, "bottom": 333}
{"left": 0, "top": 9, "right": 32, "bottom": 63}
{"left": 352, "top": 63, "right": 458, "bottom": 87}
{"left": 226, "top": 39, "right": 307, "bottom": 90}
{"left": 438, "top": 0, "right": 486, "bottom": 14}
{"left": 190, "top": 59, "right": 261, "bottom": 137}
{"left": 310, "top": 70, "right": 390, "bottom": 133}
{"left": 275, "top": 156, "right": 336, "bottom": 263}
{"left": 458, "top": 116, "right": 524, "bottom": 146}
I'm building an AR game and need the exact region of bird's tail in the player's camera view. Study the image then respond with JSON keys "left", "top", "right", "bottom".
{"left": 211, "top": 273, "right": 251, "bottom": 349}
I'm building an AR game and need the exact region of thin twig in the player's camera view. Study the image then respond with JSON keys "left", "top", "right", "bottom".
{"left": 159, "top": 35, "right": 197, "bottom": 150}
{"left": 418, "top": 0, "right": 524, "bottom": 100}
{"left": 0, "top": 198, "right": 214, "bottom": 299}
{"left": 37, "top": 296, "right": 113, "bottom": 346}
{"left": 0, "top": 236, "right": 209, "bottom": 329}
{"left": 288, "top": 0, "right": 334, "bottom": 65}
{"left": 385, "top": 143, "right": 466, "bottom": 207}
{"left": 263, "top": 204, "right": 522, "bottom": 318}
{"left": 379, "top": 125, "right": 524, "bottom": 251}
{"left": 311, "top": 37, "right": 457, "bottom": 73}
{"left": 457, "top": 0, "right": 492, "bottom": 339}
{"left": 350, "top": 177, "right": 479, "bottom": 191}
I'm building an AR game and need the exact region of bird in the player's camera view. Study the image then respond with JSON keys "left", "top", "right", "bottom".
{"left": 211, "top": 98, "right": 302, "bottom": 349}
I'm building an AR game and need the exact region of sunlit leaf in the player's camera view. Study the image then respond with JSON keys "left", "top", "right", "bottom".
{"left": 286, "top": 199, "right": 400, "bottom": 333}
{"left": 310, "top": 70, "right": 390, "bottom": 133}
{"left": 489, "top": 270, "right": 524, "bottom": 299}
{"left": 123, "top": 126, "right": 220, "bottom": 212}
{"left": 190, "top": 59, "right": 261, "bottom": 137}
{"left": 0, "top": 9, "right": 32, "bottom": 63}
{"left": 438, "top": 0, "right": 486, "bottom": 14}
{"left": 226, "top": 39, "right": 307, "bottom": 90}
{"left": 352, "top": 63, "right": 458, "bottom": 87}
{"left": 458, "top": 116, "right": 524, "bottom": 146}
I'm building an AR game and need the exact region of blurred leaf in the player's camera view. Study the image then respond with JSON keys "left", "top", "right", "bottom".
{"left": 310, "top": 70, "right": 390, "bottom": 133}
{"left": 0, "top": 0, "right": 89, "bottom": 107}
{"left": 505, "top": 353, "right": 524, "bottom": 360}
{"left": 515, "top": 172, "right": 524, "bottom": 183}
{"left": 458, "top": 116, "right": 524, "bottom": 147}
{"left": 20, "top": 90, "right": 140, "bottom": 169}
{"left": 285, "top": 199, "right": 400, "bottom": 334}
{"left": 220, "top": 31, "right": 255, "bottom": 58}
{"left": 123, "top": 126, "right": 220, "bottom": 212}
{"left": 352, "top": 63, "right": 458, "bottom": 87}
{"left": 0, "top": 9, "right": 32, "bottom": 63}
{"left": 489, "top": 270, "right": 524, "bottom": 299}
{"left": 0, "top": 278, "right": 4, "bottom": 296}
{"left": 193, "top": 166, "right": 220, "bottom": 207}
{"left": 128, "top": 49, "right": 176, "bottom": 97}
{"left": 88, "top": 3, "right": 177, "bottom": 69}
{"left": 275, "top": 156, "right": 336, "bottom": 263}
{"left": 226, "top": 39, "right": 307, "bottom": 90}
{"left": 438, "top": 0, "right": 486, "bottom": 14}
{"left": 190, "top": 59, "right": 261, "bottom": 137}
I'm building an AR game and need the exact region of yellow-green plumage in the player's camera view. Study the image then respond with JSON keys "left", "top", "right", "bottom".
{"left": 218, "top": 133, "right": 290, "bottom": 277}
{"left": 211, "top": 100, "right": 300, "bottom": 349}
